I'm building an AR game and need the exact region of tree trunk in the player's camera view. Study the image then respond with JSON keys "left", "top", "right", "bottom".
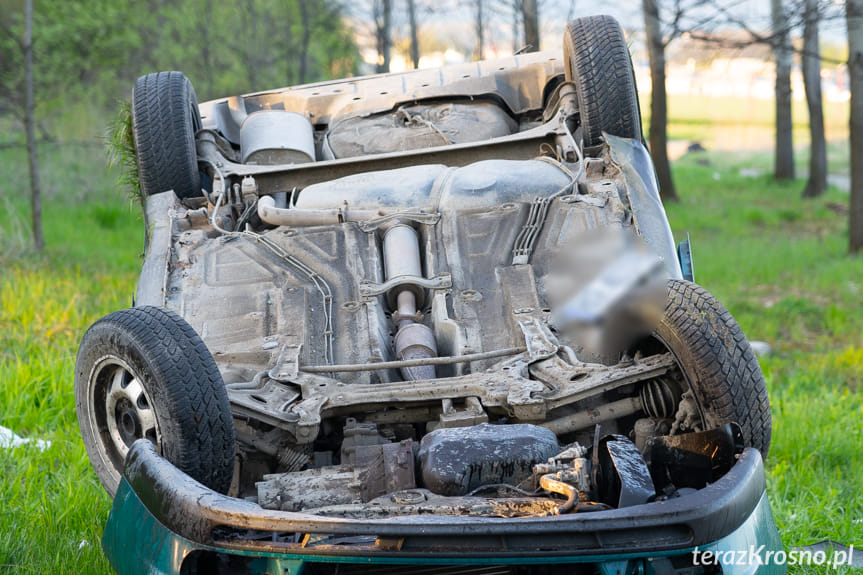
{"left": 375, "top": 0, "right": 392, "bottom": 73}
{"left": 512, "top": 0, "right": 520, "bottom": 54}
{"left": 408, "top": 0, "right": 420, "bottom": 69}
{"left": 24, "top": 0, "right": 43, "bottom": 252}
{"left": 512, "top": 0, "right": 521, "bottom": 54}
{"left": 522, "top": 0, "right": 538, "bottom": 52}
{"left": 241, "top": 1, "right": 259, "bottom": 90}
{"left": 298, "top": 0, "right": 310, "bottom": 83}
{"left": 802, "top": 0, "right": 826, "bottom": 197}
{"left": 848, "top": 0, "right": 863, "bottom": 253}
{"left": 643, "top": 0, "right": 678, "bottom": 202}
{"left": 475, "top": 0, "right": 484, "bottom": 60}
{"left": 771, "top": 0, "right": 795, "bottom": 179}
{"left": 200, "top": 0, "right": 213, "bottom": 97}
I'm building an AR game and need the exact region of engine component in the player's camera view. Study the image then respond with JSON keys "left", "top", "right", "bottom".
{"left": 648, "top": 423, "right": 744, "bottom": 492}
{"left": 596, "top": 434, "right": 655, "bottom": 508}
{"left": 540, "top": 376, "right": 681, "bottom": 437}
{"left": 533, "top": 443, "right": 591, "bottom": 494}
{"left": 340, "top": 418, "right": 388, "bottom": 464}
{"left": 257, "top": 439, "right": 415, "bottom": 511}
{"left": 278, "top": 444, "right": 311, "bottom": 472}
{"left": 418, "top": 423, "right": 559, "bottom": 496}
{"left": 632, "top": 417, "right": 671, "bottom": 454}
{"left": 540, "top": 395, "right": 643, "bottom": 436}
{"left": 640, "top": 377, "right": 681, "bottom": 419}
{"left": 383, "top": 224, "right": 438, "bottom": 381}
{"left": 438, "top": 396, "right": 488, "bottom": 429}
{"left": 534, "top": 444, "right": 592, "bottom": 515}
{"left": 240, "top": 111, "right": 315, "bottom": 165}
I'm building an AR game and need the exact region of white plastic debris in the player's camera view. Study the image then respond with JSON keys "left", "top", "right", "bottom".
{"left": 78, "top": 539, "right": 90, "bottom": 551}
{"left": 749, "top": 341, "right": 772, "bottom": 357}
{"left": 0, "top": 425, "right": 51, "bottom": 451}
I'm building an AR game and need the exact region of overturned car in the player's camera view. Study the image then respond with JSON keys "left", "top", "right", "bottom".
{"left": 75, "top": 15, "right": 782, "bottom": 575}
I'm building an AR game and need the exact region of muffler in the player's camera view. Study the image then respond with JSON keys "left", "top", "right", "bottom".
{"left": 382, "top": 224, "right": 437, "bottom": 381}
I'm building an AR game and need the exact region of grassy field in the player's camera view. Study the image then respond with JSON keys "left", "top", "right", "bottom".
{"left": 1, "top": 143, "right": 861, "bottom": 573}
{"left": 0, "top": 146, "right": 140, "bottom": 572}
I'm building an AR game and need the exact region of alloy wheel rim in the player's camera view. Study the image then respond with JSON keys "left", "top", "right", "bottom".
{"left": 89, "top": 356, "right": 161, "bottom": 470}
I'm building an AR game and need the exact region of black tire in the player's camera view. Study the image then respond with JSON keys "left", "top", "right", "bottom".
{"left": 132, "top": 71, "right": 202, "bottom": 199}
{"left": 75, "top": 306, "right": 236, "bottom": 497}
{"left": 653, "top": 280, "right": 772, "bottom": 458}
{"left": 563, "top": 15, "right": 642, "bottom": 147}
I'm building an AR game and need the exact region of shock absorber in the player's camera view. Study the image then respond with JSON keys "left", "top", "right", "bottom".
{"left": 382, "top": 224, "right": 438, "bottom": 381}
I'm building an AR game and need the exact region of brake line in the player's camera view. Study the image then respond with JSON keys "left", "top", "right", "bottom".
{"left": 210, "top": 192, "right": 334, "bottom": 368}
{"left": 511, "top": 116, "right": 585, "bottom": 265}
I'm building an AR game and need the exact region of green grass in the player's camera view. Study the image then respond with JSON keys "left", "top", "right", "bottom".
{"left": 0, "top": 142, "right": 861, "bottom": 572}
{"left": 0, "top": 145, "right": 141, "bottom": 574}
{"left": 668, "top": 156, "right": 863, "bottom": 564}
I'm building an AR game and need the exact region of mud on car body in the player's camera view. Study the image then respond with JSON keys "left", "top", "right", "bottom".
{"left": 74, "top": 14, "right": 783, "bottom": 575}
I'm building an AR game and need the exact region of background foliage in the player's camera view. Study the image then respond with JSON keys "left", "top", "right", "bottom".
{"left": 0, "top": 0, "right": 358, "bottom": 142}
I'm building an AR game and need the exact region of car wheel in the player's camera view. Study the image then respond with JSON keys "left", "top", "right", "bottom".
{"left": 654, "top": 280, "right": 772, "bottom": 458}
{"left": 563, "top": 15, "right": 642, "bottom": 147}
{"left": 75, "top": 306, "right": 236, "bottom": 497}
{"left": 132, "top": 71, "right": 202, "bottom": 199}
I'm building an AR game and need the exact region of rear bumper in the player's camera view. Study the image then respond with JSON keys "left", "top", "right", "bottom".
{"left": 103, "top": 440, "right": 785, "bottom": 574}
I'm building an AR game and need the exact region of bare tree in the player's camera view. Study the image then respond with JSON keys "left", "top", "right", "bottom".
{"left": 298, "top": 0, "right": 311, "bottom": 83}
{"left": 511, "top": 0, "right": 522, "bottom": 53}
{"left": 643, "top": 0, "right": 678, "bottom": 202}
{"left": 688, "top": 1, "right": 844, "bottom": 189}
{"left": 848, "top": 0, "right": 863, "bottom": 253}
{"left": 239, "top": 1, "right": 260, "bottom": 90}
{"left": 200, "top": 0, "right": 214, "bottom": 96}
{"left": 373, "top": 0, "right": 393, "bottom": 73}
{"left": 24, "top": 0, "right": 43, "bottom": 252}
{"left": 771, "top": 0, "right": 795, "bottom": 179}
{"left": 801, "top": 0, "right": 826, "bottom": 197}
{"left": 407, "top": 0, "right": 420, "bottom": 68}
{"left": 475, "top": 0, "right": 485, "bottom": 60}
{"left": 521, "top": 0, "right": 538, "bottom": 52}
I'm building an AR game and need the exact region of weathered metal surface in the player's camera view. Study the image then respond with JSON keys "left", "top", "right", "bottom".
{"left": 418, "top": 424, "right": 559, "bottom": 496}
{"left": 101, "top": 463, "right": 783, "bottom": 570}
{"left": 125, "top": 46, "right": 728, "bottom": 531}
{"left": 87, "top": 37, "right": 794, "bottom": 573}
{"left": 605, "top": 134, "right": 682, "bottom": 280}
{"left": 196, "top": 122, "right": 563, "bottom": 194}
{"left": 325, "top": 101, "right": 518, "bottom": 159}
{"left": 597, "top": 435, "right": 655, "bottom": 508}
{"left": 304, "top": 489, "right": 561, "bottom": 519}
{"left": 198, "top": 51, "right": 563, "bottom": 140}
{"left": 649, "top": 423, "right": 745, "bottom": 491}
{"left": 135, "top": 190, "right": 182, "bottom": 307}
{"left": 257, "top": 440, "right": 415, "bottom": 511}
{"left": 240, "top": 111, "right": 315, "bottom": 165}
{"left": 118, "top": 440, "right": 768, "bottom": 551}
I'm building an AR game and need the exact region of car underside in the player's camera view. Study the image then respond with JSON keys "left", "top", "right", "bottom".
{"left": 74, "top": 15, "right": 781, "bottom": 575}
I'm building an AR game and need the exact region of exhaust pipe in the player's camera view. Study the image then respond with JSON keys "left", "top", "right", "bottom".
{"left": 382, "top": 224, "right": 437, "bottom": 381}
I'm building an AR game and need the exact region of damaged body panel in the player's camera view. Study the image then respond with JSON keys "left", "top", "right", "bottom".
{"left": 74, "top": 14, "right": 782, "bottom": 575}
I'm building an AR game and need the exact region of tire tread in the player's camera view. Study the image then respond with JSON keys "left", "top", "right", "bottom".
{"left": 132, "top": 71, "right": 201, "bottom": 199}
{"left": 76, "top": 306, "right": 235, "bottom": 494}
{"left": 657, "top": 280, "right": 772, "bottom": 458}
{"left": 565, "top": 15, "right": 642, "bottom": 146}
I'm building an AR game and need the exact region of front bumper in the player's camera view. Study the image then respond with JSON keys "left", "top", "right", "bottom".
{"left": 103, "top": 440, "right": 784, "bottom": 574}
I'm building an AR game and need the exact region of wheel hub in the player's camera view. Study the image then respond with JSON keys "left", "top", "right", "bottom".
{"left": 94, "top": 359, "right": 161, "bottom": 463}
